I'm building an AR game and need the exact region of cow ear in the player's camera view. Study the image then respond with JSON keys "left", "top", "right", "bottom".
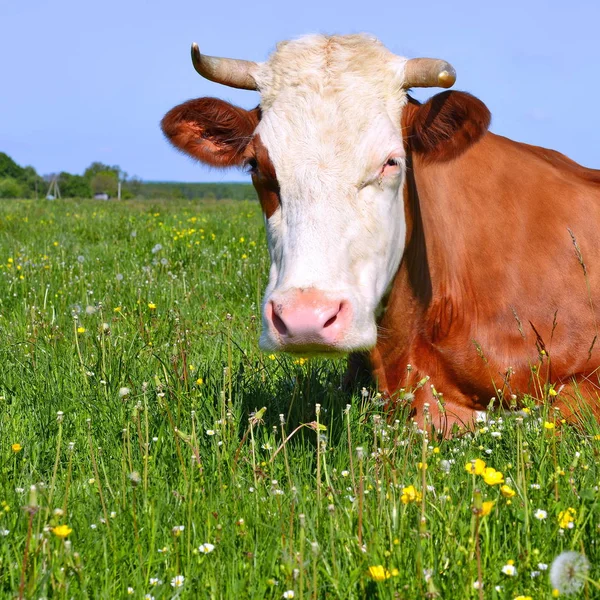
{"left": 161, "top": 98, "right": 260, "bottom": 168}
{"left": 404, "top": 91, "right": 491, "bottom": 163}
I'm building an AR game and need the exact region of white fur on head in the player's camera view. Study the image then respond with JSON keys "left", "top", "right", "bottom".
{"left": 254, "top": 35, "right": 411, "bottom": 352}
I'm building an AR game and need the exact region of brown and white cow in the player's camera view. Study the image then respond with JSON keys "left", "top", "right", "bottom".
{"left": 162, "top": 34, "right": 600, "bottom": 433}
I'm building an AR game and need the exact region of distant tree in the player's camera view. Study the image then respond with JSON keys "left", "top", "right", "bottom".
{"left": 0, "top": 178, "right": 25, "bottom": 198}
{"left": 123, "top": 176, "right": 142, "bottom": 197}
{"left": 59, "top": 172, "right": 91, "bottom": 198}
{"left": 91, "top": 171, "right": 118, "bottom": 197}
{"left": 0, "top": 152, "right": 25, "bottom": 180}
{"left": 84, "top": 162, "right": 124, "bottom": 181}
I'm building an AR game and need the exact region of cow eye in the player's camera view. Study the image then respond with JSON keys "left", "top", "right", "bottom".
{"left": 381, "top": 157, "right": 401, "bottom": 176}
{"left": 246, "top": 158, "right": 258, "bottom": 174}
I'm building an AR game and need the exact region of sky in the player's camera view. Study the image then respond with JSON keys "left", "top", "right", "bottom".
{"left": 1, "top": 0, "right": 599, "bottom": 183}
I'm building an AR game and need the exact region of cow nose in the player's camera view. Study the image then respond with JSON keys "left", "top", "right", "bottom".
{"left": 267, "top": 290, "right": 351, "bottom": 348}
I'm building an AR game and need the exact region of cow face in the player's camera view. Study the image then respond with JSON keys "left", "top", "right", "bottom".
{"left": 162, "top": 35, "right": 478, "bottom": 355}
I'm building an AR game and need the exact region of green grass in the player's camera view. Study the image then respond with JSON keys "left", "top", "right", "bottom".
{"left": 0, "top": 197, "right": 598, "bottom": 599}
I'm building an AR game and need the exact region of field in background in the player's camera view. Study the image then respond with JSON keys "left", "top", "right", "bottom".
{"left": 0, "top": 198, "right": 598, "bottom": 599}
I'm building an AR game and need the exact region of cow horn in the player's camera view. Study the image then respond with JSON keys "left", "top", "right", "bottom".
{"left": 403, "top": 58, "right": 456, "bottom": 89}
{"left": 191, "top": 43, "right": 258, "bottom": 90}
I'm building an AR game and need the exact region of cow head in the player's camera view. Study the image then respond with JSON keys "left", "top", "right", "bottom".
{"left": 162, "top": 35, "right": 489, "bottom": 354}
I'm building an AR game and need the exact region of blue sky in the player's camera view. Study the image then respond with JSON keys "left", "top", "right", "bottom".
{"left": 1, "top": 0, "right": 598, "bottom": 182}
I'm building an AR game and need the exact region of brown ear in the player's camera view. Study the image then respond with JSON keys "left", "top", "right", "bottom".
{"left": 161, "top": 98, "right": 260, "bottom": 168}
{"left": 403, "top": 91, "right": 491, "bottom": 163}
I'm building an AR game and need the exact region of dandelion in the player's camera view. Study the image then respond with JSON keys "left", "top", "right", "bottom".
{"left": 558, "top": 507, "right": 576, "bottom": 529}
{"left": 549, "top": 551, "right": 590, "bottom": 595}
{"left": 52, "top": 525, "right": 72, "bottom": 538}
{"left": 502, "top": 561, "right": 517, "bottom": 576}
{"left": 368, "top": 565, "right": 391, "bottom": 581}
{"left": 199, "top": 543, "right": 215, "bottom": 554}
{"left": 465, "top": 458, "right": 486, "bottom": 475}
{"left": 11, "top": 443, "right": 22, "bottom": 453}
{"left": 500, "top": 484, "right": 516, "bottom": 498}
{"left": 148, "top": 302, "right": 157, "bottom": 310}
{"left": 534, "top": 509, "right": 547, "bottom": 520}
{"left": 151, "top": 243, "right": 163, "bottom": 254}
{"left": 118, "top": 387, "right": 130, "bottom": 398}
{"left": 170, "top": 575, "right": 184, "bottom": 588}
{"left": 482, "top": 467, "right": 504, "bottom": 486}
{"left": 400, "top": 485, "right": 421, "bottom": 504}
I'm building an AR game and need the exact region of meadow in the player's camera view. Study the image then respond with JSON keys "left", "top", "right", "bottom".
{"left": 0, "top": 197, "right": 598, "bottom": 599}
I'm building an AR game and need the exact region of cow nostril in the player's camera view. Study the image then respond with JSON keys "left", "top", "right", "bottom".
{"left": 272, "top": 311, "right": 288, "bottom": 336}
{"left": 323, "top": 302, "right": 344, "bottom": 329}
{"left": 323, "top": 314, "right": 337, "bottom": 328}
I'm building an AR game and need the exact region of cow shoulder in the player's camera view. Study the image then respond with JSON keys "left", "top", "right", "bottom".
{"left": 161, "top": 98, "right": 260, "bottom": 167}
{"left": 403, "top": 91, "right": 491, "bottom": 163}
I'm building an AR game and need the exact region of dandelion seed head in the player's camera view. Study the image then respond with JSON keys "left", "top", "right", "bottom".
{"left": 549, "top": 551, "right": 590, "bottom": 595}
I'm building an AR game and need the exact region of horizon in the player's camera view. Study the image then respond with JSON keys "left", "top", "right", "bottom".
{"left": 1, "top": 1, "right": 599, "bottom": 183}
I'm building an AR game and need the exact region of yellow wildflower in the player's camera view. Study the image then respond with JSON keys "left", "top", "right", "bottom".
{"left": 465, "top": 459, "right": 486, "bottom": 475}
{"left": 52, "top": 525, "right": 72, "bottom": 538}
{"left": 400, "top": 485, "right": 422, "bottom": 504}
{"left": 368, "top": 565, "right": 391, "bottom": 581}
{"left": 500, "top": 484, "right": 516, "bottom": 498}
{"left": 558, "top": 507, "right": 576, "bottom": 529}
{"left": 11, "top": 443, "right": 22, "bottom": 453}
{"left": 482, "top": 467, "right": 504, "bottom": 486}
{"left": 514, "top": 596, "right": 533, "bottom": 600}
{"left": 77, "top": 326, "right": 86, "bottom": 334}
{"left": 480, "top": 501, "right": 495, "bottom": 516}
{"left": 548, "top": 388, "right": 557, "bottom": 397}
{"left": 544, "top": 421, "right": 555, "bottom": 430}
{"left": 196, "top": 377, "right": 203, "bottom": 386}
{"left": 148, "top": 303, "right": 156, "bottom": 310}
{"left": 113, "top": 306, "right": 122, "bottom": 313}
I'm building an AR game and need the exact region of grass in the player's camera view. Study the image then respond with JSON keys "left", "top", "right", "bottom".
{"left": 0, "top": 197, "right": 598, "bottom": 599}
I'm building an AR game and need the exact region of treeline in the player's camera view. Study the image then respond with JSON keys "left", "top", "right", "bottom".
{"left": 138, "top": 181, "right": 255, "bottom": 201}
{"left": 0, "top": 152, "right": 254, "bottom": 200}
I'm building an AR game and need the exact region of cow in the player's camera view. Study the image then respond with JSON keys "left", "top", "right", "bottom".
{"left": 162, "top": 34, "right": 600, "bottom": 434}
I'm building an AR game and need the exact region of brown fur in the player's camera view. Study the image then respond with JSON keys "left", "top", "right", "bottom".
{"left": 372, "top": 94, "right": 600, "bottom": 433}
{"left": 161, "top": 98, "right": 259, "bottom": 167}
{"left": 247, "top": 135, "right": 280, "bottom": 219}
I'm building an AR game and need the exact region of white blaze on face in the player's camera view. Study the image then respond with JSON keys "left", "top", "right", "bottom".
{"left": 253, "top": 35, "right": 411, "bottom": 353}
